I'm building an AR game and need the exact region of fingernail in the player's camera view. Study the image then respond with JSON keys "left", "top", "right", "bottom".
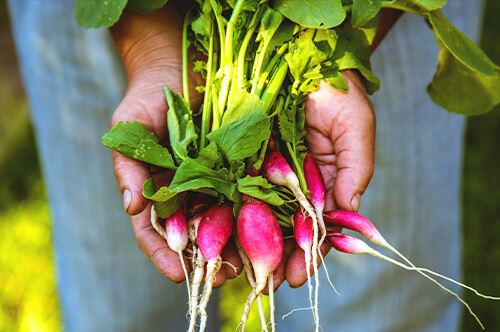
{"left": 123, "top": 189, "right": 132, "bottom": 213}
{"left": 350, "top": 193, "right": 360, "bottom": 212}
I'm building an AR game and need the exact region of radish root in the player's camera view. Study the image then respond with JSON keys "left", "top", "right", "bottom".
{"left": 198, "top": 257, "right": 222, "bottom": 332}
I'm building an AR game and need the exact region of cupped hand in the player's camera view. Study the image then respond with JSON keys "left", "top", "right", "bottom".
{"left": 110, "top": 5, "right": 241, "bottom": 285}
{"left": 269, "top": 70, "right": 376, "bottom": 290}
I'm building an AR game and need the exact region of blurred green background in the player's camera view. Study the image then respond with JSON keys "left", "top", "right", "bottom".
{"left": 0, "top": 1, "right": 499, "bottom": 331}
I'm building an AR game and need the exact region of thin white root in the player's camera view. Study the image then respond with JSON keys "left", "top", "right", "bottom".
{"left": 240, "top": 289, "right": 258, "bottom": 332}
{"left": 318, "top": 249, "right": 341, "bottom": 296}
{"left": 150, "top": 205, "right": 166, "bottom": 239}
{"left": 198, "top": 257, "right": 222, "bottom": 332}
{"left": 188, "top": 249, "right": 204, "bottom": 332}
{"left": 316, "top": 208, "right": 327, "bottom": 247}
{"left": 222, "top": 260, "right": 239, "bottom": 275}
{"left": 257, "top": 295, "right": 269, "bottom": 332}
{"left": 236, "top": 238, "right": 268, "bottom": 332}
{"left": 178, "top": 251, "right": 192, "bottom": 313}
{"left": 385, "top": 243, "right": 500, "bottom": 301}
{"left": 293, "top": 190, "right": 320, "bottom": 332}
{"left": 369, "top": 249, "right": 485, "bottom": 330}
{"left": 304, "top": 248, "right": 315, "bottom": 326}
{"left": 269, "top": 274, "right": 276, "bottom": 332}
{"left": 281, "top": 306, "right": 313, "bottom": 320}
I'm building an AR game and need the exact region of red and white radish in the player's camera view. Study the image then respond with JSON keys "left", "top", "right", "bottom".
{"left": 164, "top": 206, "right": 191, "bottom": 307}
{"left": 237, "top": 197, "right": 284, "bottom": 332}
{"left": 263, "top": 150, "right": 320, "bottom": 330}
{"left": 196, "top": 203, "right": 234, "bottom": 332}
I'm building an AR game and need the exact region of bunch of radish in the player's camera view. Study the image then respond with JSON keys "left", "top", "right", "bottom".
{"left": 101, "top": 1, "right": 500, "bottom": 331}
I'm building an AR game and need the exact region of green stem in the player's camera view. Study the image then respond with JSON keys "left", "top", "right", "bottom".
{"left": 182, "top": 12, "right": 191, "bottom": 112}
{"left": 218, "top": 0, "right": 245, "bottom": 114}
{"left": 237, "top": 8, "right": 265, "bottom": 90}
{"left": 200, "top": 28, "right": 215, "bottom": 148}
{"left": 251, "top": 96, "right": 284, "bottom": 173}
{"left": 261, "top": 59, "right": 288, "bottom": 114}
{"left": 209, "top": 0, "right": 226, "bottom": 59}
{"left": 255, "top": 44, "right": 288, "bottom": 96}
{"left": 286, "top": 141, "right": 308, "bottom": 195}
{"left": 211, "top": 87, "right": 221, "bottom": 131}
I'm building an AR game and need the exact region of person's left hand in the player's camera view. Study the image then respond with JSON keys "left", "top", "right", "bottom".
{"left": 268, "top": 70, "right": 376, "bottom": 290}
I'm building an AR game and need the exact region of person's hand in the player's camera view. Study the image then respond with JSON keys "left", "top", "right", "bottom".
{"left": 110, "top": 5, "right": 241, "bottom": 285}
{"left": 269, "top": 70, "right": 376, "bottom": 290}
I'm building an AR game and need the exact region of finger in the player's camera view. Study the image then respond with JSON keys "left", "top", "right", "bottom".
{"left": 131, "top": 206, "right": 188, "bottom": 283}
{"left": 213, "top": 268, "right": 227, "bottom": 288}
{"left": 262, "top": 239, "right": 295, "bottom": 295}
{"left": 285, "top": 241, "right": 331, "bottom": 288}
{"left": 112, "top": 152, "right": 150, "bottom": 215}
{"left": 221, "top": 242, "right": 243, "bottom": 279}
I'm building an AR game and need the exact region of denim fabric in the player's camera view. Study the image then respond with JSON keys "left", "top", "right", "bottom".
{"left": 8, "top": 0, "right": 483, "bottom": 331}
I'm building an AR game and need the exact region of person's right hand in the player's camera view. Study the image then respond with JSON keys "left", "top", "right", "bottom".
{"left": 110, "top": 4, "right": 242, "bottom": 285}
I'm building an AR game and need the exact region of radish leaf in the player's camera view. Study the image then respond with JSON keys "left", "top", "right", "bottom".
{"left": 237, "top": 176, "right": 285, "bottom": 206}
{"left": 169, "top": 159, "right": 238, "bottom": 202}
{"left": 208, "top": 109, "right": 271, "bottom": 162}
{"left": 164, "top": 87, "right": 198, "bottom": 163}
{"left": 428, "top": 48, "right": 500, "bottom": 115}
{"left": 102, "top": 121, "right": 176, "bottom": 169}
{"left": 428, "top": 10, "right": 498, "bottom": 76}
{"left": 352, "top": 0, "right": 382, "bottom": 28}
{"left": 127, "top": 0, "right": 168, "bottom": 13}
{"left": 273, "top": 0, "right": 346, "bottom": 29}
{"left": 75, "top": 0, "right": 127, "bottom": 28}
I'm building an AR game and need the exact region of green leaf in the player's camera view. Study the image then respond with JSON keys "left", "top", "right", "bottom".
{"left": 142, "top": 178, "right": 176, "bottom": 202}
{"left": 285, "top": 29, "right": 335, "bottom": 83}
{"left": 427, "top": 48, "right": 500, "bottom": 115}
{"left": 142, "top": 178, "right": 183, "bottom": 219}
{"left": 197, "top": 141, "right": 223, "bottom": 169}
{"left": 428, "top": 10, "right": 498, "bottom": 76}
{"left": 324, "top": 71, "right": 349, "bottom": 91}
{"left": 352, "top": 0, "right": 382, "bottom": 28}
{"left": 387, "top": 0, "right": 445, "bottom": 13}
{"left": 102, "top": 121, "right": 175, "bottom": 169}
{"left": 127, "top": 0, "right": 168, "bottom": 13}
{"left": 222, "top": 90, "right": 265, "bottom": 124}
{"left": 273, "top": 0, "right": 346, "bottom": 29}
{"left": 75, "top": 0, "right": 127, "bottom": 28}
{"left": 164, "top": 87, "right": 198, "bottom": 163}
{"left": 279, "top": 102, "right": 306, "bottom": 149}
{"left": 237, "top": 176, "right": 285, "bottom": 206}
{"left": 207, "top": 109, "right": 271, "bottom": 162}
{"left": 332, "top": 25, "right": 380, "bottom": 94}
{"left": 169, "top": 159, "right": 238, "bottom": 202}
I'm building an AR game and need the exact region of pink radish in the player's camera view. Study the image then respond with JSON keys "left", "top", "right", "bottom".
{"left": 293, "top": 208, "right": 315, "bottom": 321}
{"left": 324, "top": 210, "right": 500, "bottom": 300}
{"left": 324, "top": 210, "right": 388, "bottom": 247}
{"left": 303, "top": 153, "right": 331, "bottom": 320}
{"left": 263, "top": 150, "right": 320, "bottom": 330}
{"left": 327, "top": 232, "right": 497, "bottom": 330}
{"left": 304, "top": 153, "right": 327, "bottom": 243}
{"left": 164, "top": 207, "right": 191, "bottom": 314}
{"left": 196, "top": 203, "right": 234, "bottom": 332}
{"left": 237, "top": 197, "right": 284, "bottom": 332}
